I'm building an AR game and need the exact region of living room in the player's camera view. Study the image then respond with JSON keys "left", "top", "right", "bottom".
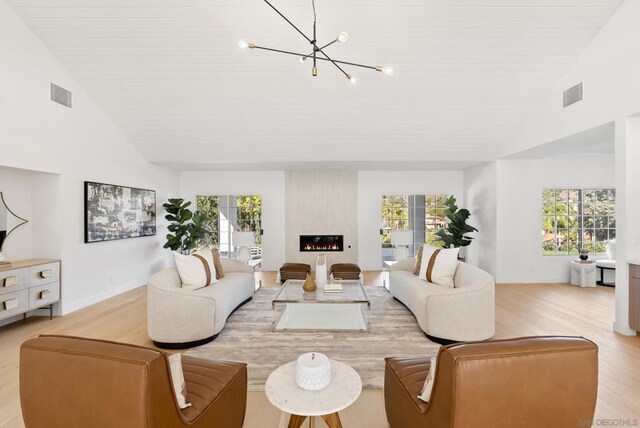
{"left": 1, "top": 0, "right": 640, "bottom": 427}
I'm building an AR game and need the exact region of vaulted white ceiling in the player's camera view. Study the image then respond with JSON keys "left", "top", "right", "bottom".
{"left": 6, "top": 0, "right": 623, "bottom": 169}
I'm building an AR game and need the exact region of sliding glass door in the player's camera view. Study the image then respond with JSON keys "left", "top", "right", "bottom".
{"left": 196, "top": 195, "right": 262, "bottom": 260}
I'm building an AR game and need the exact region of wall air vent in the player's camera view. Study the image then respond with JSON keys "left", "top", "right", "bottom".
{"left": 563, "top": 82, "right": 583, "bottom": 108}
{"left": 50, "top": 83, "right": 72, "bottom": 108}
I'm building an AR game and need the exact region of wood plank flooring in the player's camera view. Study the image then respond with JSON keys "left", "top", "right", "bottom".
{"left": 1, "top": 272, "right": 639, "bottom": 427}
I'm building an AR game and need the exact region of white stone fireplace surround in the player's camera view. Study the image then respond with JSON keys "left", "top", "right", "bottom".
{"left": 285, "top": 171, "right": 358, "bottom": 268}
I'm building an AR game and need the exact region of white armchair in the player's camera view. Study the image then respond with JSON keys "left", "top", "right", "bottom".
{"left": 147, "top": 259, "right": 255, "bottom": 348}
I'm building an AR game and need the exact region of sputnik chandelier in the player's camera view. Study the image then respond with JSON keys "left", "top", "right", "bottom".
{"left": 239, "top": 0, "right": 394, "bottom": 84}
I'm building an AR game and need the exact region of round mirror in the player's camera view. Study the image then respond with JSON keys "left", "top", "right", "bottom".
{"left": 0, "top": 192, "right": 29, "bottom": 263}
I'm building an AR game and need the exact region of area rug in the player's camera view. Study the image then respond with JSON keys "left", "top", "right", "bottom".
{"left": 185, "top": 286, "right": 439, "bottom": 390}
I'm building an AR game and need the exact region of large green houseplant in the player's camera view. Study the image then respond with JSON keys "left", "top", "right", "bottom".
{"left": 163, "top": 198, "right": 208, "bottom": 253}
{"left": 434, "top": 196, "right": 478, "bottom": 248}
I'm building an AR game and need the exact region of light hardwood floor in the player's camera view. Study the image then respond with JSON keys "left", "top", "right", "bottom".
{"left": 1, "top": 272, "right": 639, "bottom": 427}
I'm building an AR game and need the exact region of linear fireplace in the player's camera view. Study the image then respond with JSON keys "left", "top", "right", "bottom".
{"left": 299, "top": 235, "right": 344, "bottom": 252}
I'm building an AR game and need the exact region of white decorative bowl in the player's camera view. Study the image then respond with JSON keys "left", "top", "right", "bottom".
{"left": 295, "top": 352, "right": 331, "bottom": 391}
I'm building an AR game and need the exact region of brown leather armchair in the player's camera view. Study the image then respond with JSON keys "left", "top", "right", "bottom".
{"left": 20, "top": 335, "right": 247, "bottom": 428}
{"left": 385, "top": 336, "right": 598, "bottom": 428}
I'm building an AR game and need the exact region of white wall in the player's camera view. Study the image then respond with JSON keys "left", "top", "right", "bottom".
{"left": 501, "top": 0, "right": 640, "bottom": 334}
{"left": 0, "top": 2, "right": 178, "bottom": 314}
{"left": 178, "top": 171, "right": 286, "bottom": 271}
{"left": 357, "top": 171, "right": 464, "bottom": 270}
{"left": 285, "top": 171, "right": 358, "bottom": 267}
{"left": 463, "top": 162, "right": 497, "bottom": 276}
{"left": 495, "top": 153, "right": 615, "bottom": 283}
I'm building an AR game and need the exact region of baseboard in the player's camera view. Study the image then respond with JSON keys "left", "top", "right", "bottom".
{"left": 613, "top": 322, "right": 637, "bottom": 336}
{"left": 61, "top": 281, "right": 145, "bottom": 315}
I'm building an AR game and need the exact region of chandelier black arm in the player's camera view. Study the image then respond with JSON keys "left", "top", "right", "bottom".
{"left": 263, "top": 0, "right": 313, "bottom": 44}
{"left": 302, "top": 39, "right": 338, "bottom": 61}
{"left": 315, "top": 47, "right": 350, "bottom": 78}
{"left": 252, "top": 45, "right": 378, "bottom": 71}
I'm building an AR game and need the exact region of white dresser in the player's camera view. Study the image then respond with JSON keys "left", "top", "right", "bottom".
{"left": 0, "top": 259, "right": 61, "bottom": 322}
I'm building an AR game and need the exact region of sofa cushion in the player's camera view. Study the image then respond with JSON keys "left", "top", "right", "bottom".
{"left": 174, "top": 248, "right": 218, "bottom": 289}
{"left": 418, "top": 245, "right": 459, "bottom": 288}
{"left": 194, "top": 272, "right": 255, "bottom": 333}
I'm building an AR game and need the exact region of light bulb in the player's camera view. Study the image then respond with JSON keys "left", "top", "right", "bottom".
{"left": 238, "top": 40, "right": 249, "bottom": 49}
{"left": 299, "top": 56, "right": 307, "bottom": 64}
{"left": 337, "top": 32, "right": 349, "bottom": 42}
{"left": 349, "top": 76, "right": 357, "bottom": 84}
{"left": 383, "top": 67, "right": 395, "bottom": 75}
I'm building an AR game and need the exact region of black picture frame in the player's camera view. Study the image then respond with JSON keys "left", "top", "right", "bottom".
{"left": 84, "top": 181, "right": 156, "bottom": 243}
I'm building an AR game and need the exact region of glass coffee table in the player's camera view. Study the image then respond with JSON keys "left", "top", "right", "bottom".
{"left": 272, "top": 280, "right": 371, "bottom": 331}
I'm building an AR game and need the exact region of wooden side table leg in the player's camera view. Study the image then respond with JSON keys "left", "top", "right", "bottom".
{"left": 321, "top": 412, "right": 343, "bottom": 428}
{"left": 288, "top": 414, "right": 308, "bottom": 428}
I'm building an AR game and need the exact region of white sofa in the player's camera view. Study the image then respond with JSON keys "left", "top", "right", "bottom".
{"left": 389, "top": 257, "right": 495, "bottom": 343}
{"left": 147, "top": 259, "right": 255, "bottom": 348}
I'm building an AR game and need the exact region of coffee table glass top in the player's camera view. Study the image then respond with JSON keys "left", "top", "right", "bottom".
{"left": 273, "top": 279, "right": 370, "bottom": 305}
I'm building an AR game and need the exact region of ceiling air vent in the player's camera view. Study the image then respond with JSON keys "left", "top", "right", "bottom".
{"left": 50, "top": 83, "right": 72, "bottom": 108}
{"left": 563, "top": 82, "right": 583, "bottom": 108}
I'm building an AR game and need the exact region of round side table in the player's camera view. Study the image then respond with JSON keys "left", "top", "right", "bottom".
{"left": 265, "top": 359, "right": 362, "bottom": 428}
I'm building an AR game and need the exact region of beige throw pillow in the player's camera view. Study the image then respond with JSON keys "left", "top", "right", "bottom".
{"left": 418, "top": 355, "right": 438, "bottom": 403}
{"left": 418, "top": 245, "right": 459, "bottom": 287}
{"left": 173, "top": 248, "right": 218, "bottom": 290}
{"left": 168, "top": 353, "right": 192, "bottom": 409}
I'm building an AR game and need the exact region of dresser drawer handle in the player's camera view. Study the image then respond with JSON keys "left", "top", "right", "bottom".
{"left": 39, "top": 270, "right": 53, "bottom": 279}
{"left": 3, "top": 298, "right": 19, "bottom": 310}
{"left": 39, "top": 290, "right": 51, "bottom": 300}
{"left": 3, "top": 276, "right": 17, "bottom": 287}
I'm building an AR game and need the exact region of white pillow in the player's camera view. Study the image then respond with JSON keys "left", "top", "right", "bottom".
{"left": 418, "top": 355, "right": 438, "bottom": 402}
{"left": 168, "top": 353, "right": 192, "bottom": 409}
{"left": 173, "top": 247, "right": 218, "bottom": 290}
{"left": 418, "top": 245, "right": 459, "bottom": 287}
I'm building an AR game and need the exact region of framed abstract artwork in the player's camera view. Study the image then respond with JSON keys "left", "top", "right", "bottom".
{"left": 84, "top": 181, "right": 156, "bottom": 243}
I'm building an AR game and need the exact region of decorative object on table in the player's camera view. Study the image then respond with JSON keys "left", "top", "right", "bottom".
{"left": 84, "top": 181, "right": 156, "bottom": 244}
{"left": 579, "top": 247, "right": 590, "bottom": 261}
{"left": 391, "top": 230, "right": 413, "bottom": 261}
{"left": 434, "top": 196, "right": 478, "bottom": 249}
{"left": 324, "top": 278, "right": 343, "bottom": 293}
{"left": 0, "top": 192, "right": 28, "bottom": 264}
{"left": 238, "top": 0, "right": 393, "bottom": 83}
{"left": 315, "top": 253, "right": 328, "bottom": 287}
{"left": 302, "top": 274, "right": 317, "bottom": 292}
{"left": 296, "top": 352, "right": 331, "bottom": 391}
{"left": 162, "top": 198, "right": 207, "bottom": 253}
{"left": 233, "top": 231, "right": 255, "bottom": 263}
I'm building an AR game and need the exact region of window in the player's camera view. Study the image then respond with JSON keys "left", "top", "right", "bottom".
{"left": 381, "top": 194, "right": 448, "bottom": 262}
{"left": 196, "top": 195, "right": 262, "bottom": 260}
{"left": 542, "top": 189, "right": 615, "bottom": 256}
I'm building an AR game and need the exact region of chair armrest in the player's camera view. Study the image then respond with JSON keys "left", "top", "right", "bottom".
{"left": 390, "top": 257, "right": 417, "bottom": 272}
{"left": 221, "top": 259, "right": 255, "bottom": 275}
{"left": 147, "top": 286, "right": 216, "bottom": 343}
{"left": 425, "top": 285, "right": 495, "bottom": 341}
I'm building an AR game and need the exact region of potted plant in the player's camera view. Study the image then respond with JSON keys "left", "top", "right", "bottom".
{"left": 434, "top": 196, "right": 478, "bottom": 251}
{"left": 163, "top": 198, "right": 208, "bottom": 253}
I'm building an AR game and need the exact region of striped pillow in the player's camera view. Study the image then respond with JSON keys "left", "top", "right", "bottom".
{"left": 418, "top": 245, "right": 459, "bottom": 287}
{"left": 173, "top": 248, "right": 219, "bottom": 290}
